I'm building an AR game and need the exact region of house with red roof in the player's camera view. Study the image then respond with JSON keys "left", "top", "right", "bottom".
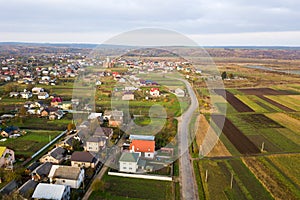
{"left": 149, "top": 88, "right": 160, "bottom": 97}
{"left": 129, "top": 139, "right": 155, "bottom": 159}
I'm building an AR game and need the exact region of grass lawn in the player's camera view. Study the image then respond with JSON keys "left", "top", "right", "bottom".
{"left": 0, "top": 130, "right": 61, "bottom": 158}
{"left": 89, "top": 173, "right": 173, "bottom": 200}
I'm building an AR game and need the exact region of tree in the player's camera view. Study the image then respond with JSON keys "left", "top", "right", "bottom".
{"left": 228, "top": 73, "right": 234, "bottom": 79}
{"left": 67, "top": 123, "right": 76, "bottom": 132}
{"left": 91, "top": 179, "right": 105, "bottom": 192}
{"left": 19, "top": 107, "right": 27, "bottom": 117}
{"left": 221, "top": 71, "right": 227, "bottom": 80}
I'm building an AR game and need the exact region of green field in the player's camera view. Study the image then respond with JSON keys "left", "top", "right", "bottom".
{"left": 196, "top": 159, "right": 272, "bottom": 200}
{"left": 89, "top": 173, "right": 173, "bottom": 200}
{"left": 265, "top": 95, "right": 300, "bottom": 111}
{"left": 0, "top": 130, "right": 61, "bottom": 157}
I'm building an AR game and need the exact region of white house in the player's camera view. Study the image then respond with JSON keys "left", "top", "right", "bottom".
{"left": 9, "top": 92, "right": 19, "bottom": 98}
{"left": 175, "top": 88, "right": 185, "bottom": 97}
{"left": 38, "top": 92, "right": 49, "bottom": 100}
{"left": 32, "top": 87, "right": 44, "bottom": 95}
{"left": 149, "top": 88, "right": 160, "bottom": 97}
{"left": 32, "top": 183, "right": 71, "bottom": 200}
{"left": 85, "top": 137, "right": 106, "bottom": 152}
{"left": 20, "top": 91, "right": 32, "bottom": 99}
{"left": 119, "top": 152, "right": 140, "bottom": 173}
{"left": 48, "top": 165, "right": 85, "bottom": 189}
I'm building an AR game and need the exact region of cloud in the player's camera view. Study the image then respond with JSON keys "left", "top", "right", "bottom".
{"left": 0, "top": 0, "right": 299, "bottom": 44}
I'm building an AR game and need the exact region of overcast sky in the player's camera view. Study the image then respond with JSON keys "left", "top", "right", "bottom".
{"left": 1, "top": 0, "right": 300, "bottom": 46}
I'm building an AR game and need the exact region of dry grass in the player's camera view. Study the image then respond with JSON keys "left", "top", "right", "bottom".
{"left": 195, "top": 114, "right": 231, "bottom": 157}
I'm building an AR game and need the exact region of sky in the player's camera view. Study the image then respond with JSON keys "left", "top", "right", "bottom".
{"left": 0, "top": 0, "right": 300, "bottom": 46}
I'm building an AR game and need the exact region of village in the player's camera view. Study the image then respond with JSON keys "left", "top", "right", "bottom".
{"left": 0, "top": 52, "right": 196, "bottom": 199}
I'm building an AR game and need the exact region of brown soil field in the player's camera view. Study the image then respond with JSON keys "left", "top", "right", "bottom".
{"left": 258, "top": 95, "right": 295, "bottom": 112}
{"left": 238, "top": 88, "right": 293, "bottom": 96}
{"left": 212, "top": 115, "right": 260, "bottom": 154}
{"left": 214, "top": 89, "right": 254, "bottom": 112}
{"left": 195, "top": 114, "right": 231, "bottom": 157}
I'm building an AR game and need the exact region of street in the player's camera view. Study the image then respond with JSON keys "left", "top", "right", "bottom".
{"left": 177, "top": 78, "right": 199, "bottom": 200}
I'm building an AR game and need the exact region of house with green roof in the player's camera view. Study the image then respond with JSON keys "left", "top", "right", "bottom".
{"left": 119, "top": 152, "right": 140, "bottom": 173}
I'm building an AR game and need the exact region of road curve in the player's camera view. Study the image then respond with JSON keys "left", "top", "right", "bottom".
{"left": 177, "top": 78, "right": 199, "bottom": 200}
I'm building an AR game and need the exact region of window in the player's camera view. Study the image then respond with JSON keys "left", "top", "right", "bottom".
{"left": 148, "top": 154, "right": 151, "bottom": 157}
{"left": 62, "top": 180, "right": 65, "bottom": 183}
{"left": 123, "top": 167, "right": 127, "bottom": 169}
{"left": 129, "top": 167, "right": 132, "bottom": 170}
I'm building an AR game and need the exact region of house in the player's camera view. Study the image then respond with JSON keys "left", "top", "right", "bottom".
{"left": 57, "top": 135, "right": 79, "bottom": 150}
{"left": 51, "top": 97, "right": 63, "bottom": 107}
{"left": 9, "top": 92, "right": 19, "bottom": 98}
{"left": 104, "top": 110, "right": 124, "bottom": 127}
{"left": 71, "top": 151, "right": 99, "bottom": 168}
{"left": 175, "top": 88, "right": 185, "bottom": 97}
{"left": 38, "top": 92, "right": 49, "bottom": 100}
{"left": 25, "top": 162, "right": 40, "bottom": 174}
{"left": 20, "top": 91, "right": 32, "bottom": 99}
{"left": 119, "top": 152, "right": 140, "bottom": 173}
{"left": 48, "top": 165, "right": 85, "bottom": 189}
{"left": 31, "top": 162, "right": 53, "bottom": 182}
{"left": 32, "top": 87, "right": 44, "bottom": 95}
{"left": 49, "top": 110, "right": 64, "bottom": 120}
{"left": 40, "top": 147, "right": 66, "bottom": 164}
{"left": 122, "top": 92, "right": 134, "bottom": 101}
{"left": 150, "top": 88, "right": 160, "bottom": 97}
{"left": 17, "top": 179, "right": 38, "bottom": 199}
{"left": 130, "top": 140, "right": 155, "bottom": 159}
{"left": 1, "top": 126, "right": 20, "bottom": 138}
{"left": 0, "top": 147, "right": 15, "bottom": 168}
{"left": 93, "top": 127, "right": 113, "bottom": 139}
{"left": 85, "top": 137, "right": 106, "bottom": 152}
{"left": 32, "top": 183, "right": 71, "bottom": 200}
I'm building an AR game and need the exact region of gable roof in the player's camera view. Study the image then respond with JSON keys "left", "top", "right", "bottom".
{"left": 18, "top": 179, "right": 38, "bottom": 196}
{"left": 119, "top": 152, "right": 139, "bottom": 163}
{"left": 32, "top": 183, "right": 67, "bottom": 200}
{"left": 130, "top": 140, "right": 155, "bottom": 153}
{"left": 51, "top": 166, "right": 82, "bottom": 180}
{"left": 49, "top": 147, "right": 66, "bottom": 160}
{"left": 71, "top": 151, "right": 96, "bottom": 163}
{"left": 33, "top": 162, "right": 53, "bottom": 177}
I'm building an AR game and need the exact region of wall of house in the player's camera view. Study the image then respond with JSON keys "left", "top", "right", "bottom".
{"left": 144, "top": 152, "right": 154, "bottom": 159}
{"left": 40, "top": 156, "right": 61, "bottom": 164}
{"left": 86, "top": 142, "right": 100, "bottom": 152}
{"left": 53, "top": 169, "right": 84, "bottom": 189}
{"left": 71, "top": 161, "right": 95, "bottom": 168}
{"left": 119, "top": 161, "right": 138, "bottom": 173}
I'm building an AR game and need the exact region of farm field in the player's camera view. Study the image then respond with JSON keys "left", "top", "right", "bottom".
{"left": 214, "top": 89, "right": 254, "bottom": 112}
{"left": 265, "top": 95, "right": 300, "bottom": 111}
{"left": 89, "top": 173, "right": 173, "bottom": 200}
{"left": 211, "top": 115, "right": 260, "bottom": 154}
{"left": 243, "top": 156, "right": 300, "bottom": 200}
{"left": 196, "top": 158, "right": 273, "bottom": 200}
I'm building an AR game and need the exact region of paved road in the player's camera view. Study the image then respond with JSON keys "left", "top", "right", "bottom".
{"left": 177, "top": 79, "right": 199, "bottom": 200}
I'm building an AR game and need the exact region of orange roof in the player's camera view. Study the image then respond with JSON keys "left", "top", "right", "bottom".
{"left": 130, "top": 140, "right": 155, "bottom": 153}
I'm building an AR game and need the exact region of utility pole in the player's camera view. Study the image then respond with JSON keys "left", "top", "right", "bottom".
{"left": 230, "top": 173, "right": 234, "bottom": 189}
{"left": 261, "top": 142, "right": 265, "bottom": 152}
